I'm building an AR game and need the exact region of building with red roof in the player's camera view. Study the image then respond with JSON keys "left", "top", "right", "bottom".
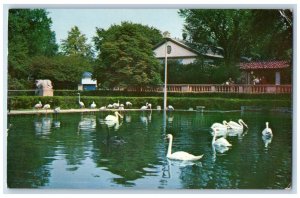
{"left": 239, "top": 60, "right": 291, "bottom": 85}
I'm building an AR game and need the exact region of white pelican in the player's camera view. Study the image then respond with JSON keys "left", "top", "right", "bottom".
{"left": 34, "top": 101, "right": 43, "bottom": 109}
{"left": 107, "top": 104, "right": 113, "bottom": 109}
{"left": 125, "top": 101, "right": 132, "bottom": 106}
{"left": 210, "top": 120, "right": 230, "bottom": 136}
{"left": 166, "top": 134, "right": 203, "bottom": 161}
{"left": 168, "top": 105, "right": 174, "bottom": 111}
{"left": 77, "top": 93, "right": 85, "bottom": 108}
{"left": 262, "top": 122, "right": 273, "bottom": 137}
{"left": 105, "top": 111, "right": 123, "bottom": 122}
{"left": 112, "top": 101, "right": 120, "bottom": 109}
{"left": 90, "top": 101, "right": 96, "bottom": 109}
{"left": 147, "top": 103, "right": 152, "bottom": 109}
{"left": 99, "top": 106, "right": 106, "bottom": 110}
{"left": 141, "top": 103, "right": 148, "bottom": 110}
{"left": 212, "top": 128, "right": 232, "bottom": 147}
{"left": 228, "top": 119, "right": 248, "bottom": 131}
{"left": 43, "top": 104, "right": 51, "bottom": 114}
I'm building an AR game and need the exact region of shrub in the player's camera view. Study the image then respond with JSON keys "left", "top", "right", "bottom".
{"left": 8, "top": 96, "right": 291, "bottom": 111}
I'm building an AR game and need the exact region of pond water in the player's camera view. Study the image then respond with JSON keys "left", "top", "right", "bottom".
{"left": 7, "top": 110, "right": 292, "bottom": 189}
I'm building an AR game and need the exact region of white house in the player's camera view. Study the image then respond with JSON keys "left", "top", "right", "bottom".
{"left": 78, "top": 72, "right": 97, "bottom": 91}
{"left": 153, "top": 37, "right": 224, "bottom": 65}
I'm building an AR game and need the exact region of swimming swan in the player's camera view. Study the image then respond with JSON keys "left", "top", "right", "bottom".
{"left": 262, "top": 122, "right": 273, "bottom": 137}
{"left": 166, "top": 134, "right": 203, "bottom": 161}
{"left": 212, "top": 128, "right": 232, "bottom": 147}
{"left": 211, "top": 120, "right": 230, "bottom": 136}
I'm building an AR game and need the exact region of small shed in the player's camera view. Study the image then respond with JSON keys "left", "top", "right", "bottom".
{"left": 239, "top": 60, "right": 291, "bottom": 85}
{"left": 78, "top": 72, "right": 97, "bottom": 91}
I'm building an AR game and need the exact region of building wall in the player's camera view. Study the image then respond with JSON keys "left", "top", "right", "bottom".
{"left": 82, "top": 78, "right": 97, "bottom": 85}
{"left": 154, "top": 41, "right": 198, "bottom": 59}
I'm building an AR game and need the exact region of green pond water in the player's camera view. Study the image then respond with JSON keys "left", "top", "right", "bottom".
{"left": 7, "top": 110, "right": 292, "bottom": 189}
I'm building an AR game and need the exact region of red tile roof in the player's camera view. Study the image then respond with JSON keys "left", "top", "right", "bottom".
{"left": 240, "top": 60, "right": 290, "bottom": 70}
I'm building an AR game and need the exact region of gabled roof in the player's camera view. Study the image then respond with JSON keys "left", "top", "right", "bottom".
{"left": 240, "top": 60, "right": 290, "bottom": 70}
{"left": 153, "top": 37, "right": 224, "bottom": 59}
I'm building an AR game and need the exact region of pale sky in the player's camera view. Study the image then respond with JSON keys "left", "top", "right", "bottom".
{"left": 47, "top": 9, "right": 185, "bottom": 45}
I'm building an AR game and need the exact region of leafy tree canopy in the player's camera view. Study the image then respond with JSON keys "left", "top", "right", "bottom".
{"left": 93, "top": 22, "right": 163, "bottom": 89}
{"left": 30, "top": 55, "right": 93, "bottom": 89}
{"left": 60, "top": 26, "right": 94, "bottom": 59}
{"left": 8, "top": 9, "right": 58, "bottom": 87}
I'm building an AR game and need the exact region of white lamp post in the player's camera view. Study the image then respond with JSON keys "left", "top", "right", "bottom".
{"left": 163, "top": 41, "right": 172, "bottom": 111}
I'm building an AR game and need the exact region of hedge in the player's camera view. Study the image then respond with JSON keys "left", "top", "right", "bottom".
{"left": 8, "top": 96, "right": 291, "bottom": 111}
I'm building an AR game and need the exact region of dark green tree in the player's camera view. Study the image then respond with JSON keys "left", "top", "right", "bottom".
{"left": 30, "top": 55, "right": 93, "bottom": 89}
{"left": 179, "top": 9, "right": 252, "bottom": 66}
{"left": 60, "top": 26, "right": 93, "bottom": 59}
{"left": 8, "top": 9, "right": 58, "bottom": 89}
{"left": 93, "top": 22, "right": 163, "bottom": 89}
{"left": 248, "top": 9, "right": 292, "bottom": 60}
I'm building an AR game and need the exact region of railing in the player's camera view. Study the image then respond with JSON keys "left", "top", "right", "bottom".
{"left": 112, "top": 84, "right": 291, "bottom": 94}
{"left": 8, "top": 84, "right": 292, "bottom": 96}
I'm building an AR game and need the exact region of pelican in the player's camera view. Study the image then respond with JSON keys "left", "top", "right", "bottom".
{"left": 43, "top": 104, "right": 51, "bottom": 114}
{"left": 90, "top": 101, "right": 96, "bottom": 109}
{"left": 107, "top": 104, "right": 113, "bottom": 109}
{"left": 34, "top": 101, "right": 43, "bottom": 109}
{"left": 54, "top": 107, "right": 60, "bottom": 114}
{"left": 77, "top": 93, "right": 85, "bottom": 108}
{"left": 168, "top": 105, "right": 174, "bottom": 111}
{"left": 105, "top": 111, "right": 123, "bottom": 122}
{"left": 212, "top": 128, "right": 232, "bottom": 147}
{"left": 141, "top": 103, "right": 148, "bottom": 110}
{"left": 210, "top": 120, "right": 230, "bottom": 136}
{"left": 166, "top": 134, "right": 203, "bottom": 161}
{"left": 147, "top": 103, "right": 152, "bottom": 109}
{"left": 228, "top": 119, "right": 248, "bottom": 131}
{"left": 99, "top": 106, "right": 106, "bottom": 110}
{"left": 262, "top": 122, "right": 273, "bottom": 137}
{"left": 112, "top": 100, "right": 120, "bottom": 109}
{"left": 125, "top": 101, "right": 132, "bottom": 106}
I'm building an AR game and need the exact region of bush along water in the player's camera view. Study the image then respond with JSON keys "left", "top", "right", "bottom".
{"left": 8, "top": 95, "right": 291, "bottom": 111}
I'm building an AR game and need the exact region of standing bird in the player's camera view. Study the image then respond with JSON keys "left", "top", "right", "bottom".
{"left": 43, "top": 104, "right": 51, "bottom": 114}
{"left": 90, "top": 101, "right": 96, "bottom": 109}
{"left": 126, "top": 101, "right": 132, "bottom": 107}
{"left": 165, "top": 134, "right": 203, "bottom": 161}
{"left": 141, "top": 103, "right": 148, "bottom": 110}
{"left": 147, "top": 103, "right": 152, "bottom": 110}
{"left": 168, "top": 105, "right": 174, "bottom": 111}
{"left": 262, "top": 122, "right": 273, "bottom": 137}
{"left": 54, "top": 107, "right": 60, "bottom": 114}
{"left": 34, "top": 101, "right": 43, "bottom": 109}
{"left": 77, "top": 93, "right": 85, "bottom": 108}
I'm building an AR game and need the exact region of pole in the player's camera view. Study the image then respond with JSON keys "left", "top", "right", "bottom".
{"left": 163, "top": 42, "right": 168, "bottom": 111}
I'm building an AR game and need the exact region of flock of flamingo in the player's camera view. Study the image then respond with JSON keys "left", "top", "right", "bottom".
{"left": 33, "top": 93, "right": 273, "bottom": 162}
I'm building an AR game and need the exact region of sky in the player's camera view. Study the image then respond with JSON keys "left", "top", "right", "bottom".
{"left": 47, "top": 9, "right": 185, "bottom": 45}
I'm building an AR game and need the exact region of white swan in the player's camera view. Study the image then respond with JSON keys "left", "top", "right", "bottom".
{"left": 262, "top": 122, "right": 273, "bottom": 137}
{"left": 212, "top": 128, "right": 232, "bottom": 147}
{"left": 228, "top": 119, "right": 248, "bottom": 131}
{"left": 211, "top": 120, "right": 230, "bottom": 136}
{"left": 105, "top": 111, "right": 123, "bottom": 122}
{"left": 166, "top": 134, "right": 203, "bottom": 161}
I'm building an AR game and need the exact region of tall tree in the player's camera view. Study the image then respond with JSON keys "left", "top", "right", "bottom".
{"left": 30, "top": 55, "right": 93, "bottom": 89}
{"left": 8, "top": 9, "right": 58, "bottom": 88}
{"left": 248, "top": 9, "right": 292, "bottom": 60}
{"left": 179, "top": 9, "right": 252, "bottom": 66}
{"left": 60, "top": 26, "right": 93, "bottom": 59}
{"left": 93, "top": 22, "right": 163, "bottom": 89}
